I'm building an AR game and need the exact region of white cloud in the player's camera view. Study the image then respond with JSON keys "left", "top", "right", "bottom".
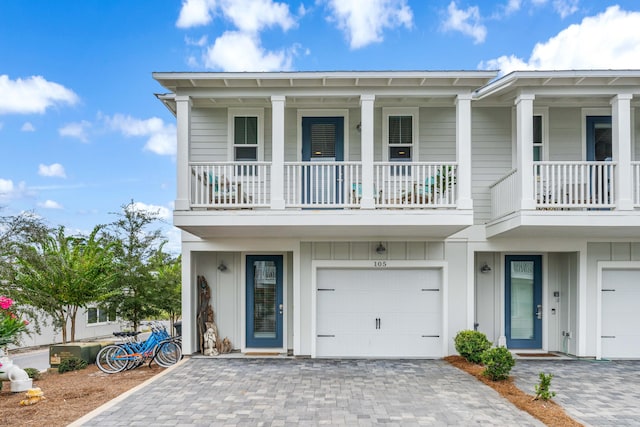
{"left": 21, "top": 122, "right": 35, "bottom": 132}
{"left": 129, "top": 201, "right": 172, "bottom": 221}
{"left": 38, "top": 163, "right": 67, "bottom": 178}
{"left": 185, "top": 35, "right": 208, "bottom": 46}
{"left": 176, "top": 0, "right": 217, "bottom": 28}
{"left": 0, "top": 179, "right": 28, "bottom": 201}
{"left": 103, "top": 114, "right": 177, "bottom": 156}
{"left": 204, "top": 31, "right": 293, "bottom": 71}
{"left": 480, "top": 6, "right": 640, "bottom": 74}
{"left": 553, "top": 0, "right": 578, "bottom": 18}
{"left": 59, "top": 120, "right": 91, "bottom": 142}
{"left": 177, "top": 0, "right": 295, "bottom": 33}
{"left": 218, "top": 0, "right": 295, "bottom": 33}
{"left": 0, "top": 75, "right": 79, "bottom": 115}
{"left": 442, "top": 1, "right": 487, "bottom": 44}
{"left": 38, "top": 200, "right": 63, "bottom": 209}
{"left": 323, "top": 0, "right": 413, "bottom": 49}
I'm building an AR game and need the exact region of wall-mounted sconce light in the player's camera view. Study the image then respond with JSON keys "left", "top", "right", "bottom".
{"left": 376, "top": 242, "right": 386, "bottom": 255}
{"left": 218, "top": 262, "right": 228, "bottom": 272}
{"left": 356, "top": 122, "right": 361, "bottom": 133}
{"left": 480, "top": 263, "right": 492, "bottom": 273}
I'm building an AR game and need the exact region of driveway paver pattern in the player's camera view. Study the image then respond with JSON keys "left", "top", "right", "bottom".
{"left": 81, "top": 358, "right": 543, "bottom": 426}
{"left": 512, "top": 359, "right": 640, "bottom": 427}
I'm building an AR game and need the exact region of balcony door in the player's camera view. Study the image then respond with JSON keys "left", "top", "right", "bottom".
{"left": 301, "top": 117, "right": 344, "bottom": 205}
{"left": 505, "top": 255, "right": 542, "bottom": 349}
{"left": 586, "top": 116, "right": 612, "bottom": 206}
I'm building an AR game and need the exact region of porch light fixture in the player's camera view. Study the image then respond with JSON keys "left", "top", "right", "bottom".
{"left": 480, "top": 263, "right": 492, "bottom": 273}
{"left": 375, "top": 242, "right": 386, "bottom": 255}
{"left": 218, "top": 262, "right": 228, "bottom": 272}
{"left": 356, "top": 122, "right": 361, "bottom": 133}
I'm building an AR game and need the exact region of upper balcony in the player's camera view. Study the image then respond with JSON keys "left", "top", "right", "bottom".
{"left": 178, "top": 160, "right": 472, "bottom": 239}
{"left": 487, "top": 161, "right": 640, "bottom": 238}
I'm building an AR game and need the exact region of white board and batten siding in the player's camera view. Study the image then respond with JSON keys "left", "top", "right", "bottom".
{"left": 311, "top": 259, "right": 448, "bottom": 359}
{"left": 597, "top": 261, "right": 640, "bottom": 359}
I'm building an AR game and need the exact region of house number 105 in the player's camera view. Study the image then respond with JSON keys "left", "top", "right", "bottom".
{"left": 373, "top": 261, "right": 387, "bottom": 268}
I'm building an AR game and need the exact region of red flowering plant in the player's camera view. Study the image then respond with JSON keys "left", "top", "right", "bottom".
{"left": 0, "top": 296, "right": 29, "bottom": 347}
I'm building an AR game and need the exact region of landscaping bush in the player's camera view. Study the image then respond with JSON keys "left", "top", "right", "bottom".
{"left": 534, "top": 372, "right": 556, "bottom": 400}
{"left": 481, "top": 346, "right": 515, "bottom": 381}
{"left": 454, "top": 330, "right": 492, "bottom": 364}
{"left": 23, "top": 367, "right": 41, "bottom": 380}
{"left": 58, "top": 356, "right": 88, "bottom": 374}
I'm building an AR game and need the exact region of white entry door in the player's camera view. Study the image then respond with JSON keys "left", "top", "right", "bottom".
{"left": 601, "top": 268, "right": 640, "bottom": 358}
{"left": 315, "top": 268, "right": 442, "bottom": 358}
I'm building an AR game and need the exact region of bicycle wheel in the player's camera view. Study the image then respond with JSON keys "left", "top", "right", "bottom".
{"left": 96, "top": 345, "right": 127, "bottom": 374}
{"left": 154, "top": 341, "right": 182, "bottom": 367}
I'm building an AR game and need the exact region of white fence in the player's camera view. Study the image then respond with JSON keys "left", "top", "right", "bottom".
{"left": 190, "top": 162, "right": 271, "bottom": 208}
{"left": 490, "top": 169, "right": 519, "bottom": 219}
{"left": 284, "top": 162, "right": 362, "bottom": 207}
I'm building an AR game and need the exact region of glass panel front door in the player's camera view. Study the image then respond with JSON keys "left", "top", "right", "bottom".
{"left": 505, "top": 255, "right": 542, "bottom": 348}
{"left": 246, "top": 255, "right": 283, "bottom": 348}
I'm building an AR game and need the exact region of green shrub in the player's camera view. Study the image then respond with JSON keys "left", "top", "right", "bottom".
{"left": 58, "top": 356, "right": 88, "bottom": 374}
{"left": 454, "top": 330, "right": 492, "bottom": 364}
{"left": 481, "top": 346, "right": 515, "bottom": 381}
{"left": 23, "top": 367, "right": 42, "bottom": 380}
{"left": 534, "top": 372, "right": 556, "bottom": 400}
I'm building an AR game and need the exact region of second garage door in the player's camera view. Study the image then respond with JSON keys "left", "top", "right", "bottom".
{"left": 601, "top": 268, "right": 640, "bottom": 359}
{"left": 316, "top": 268, "right": 442, "bottom": 358}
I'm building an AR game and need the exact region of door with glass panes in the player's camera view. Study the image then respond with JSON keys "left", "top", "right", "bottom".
{"left": 246, "top": 255, "right": 283, "bottom": 348}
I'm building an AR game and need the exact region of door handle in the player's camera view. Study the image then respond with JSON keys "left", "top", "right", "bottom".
{"left": 536, "top": 304, "right": 542, "bottom": 320}
{"left": 279, "top": 304, "right": 283, "bottom": 315}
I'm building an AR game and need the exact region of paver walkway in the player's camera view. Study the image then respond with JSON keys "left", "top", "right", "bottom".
{"left": 81, "top": 358, "right": 542, "bottom": 426}
{"left": 513, "top": 359, "right": 640, "bottom": 427}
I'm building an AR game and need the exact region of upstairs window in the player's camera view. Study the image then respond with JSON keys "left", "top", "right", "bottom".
{"left": 383, "top": 107, "right": 419, "bottom": 163}
{"left": 533, "top": 115, "right": 543, "bottom": 161}
{"left": 87, "top": 306, "right": 116, "bottom": 325}
{"left": 234, "top": 116, "right": 258, "bottom": 161}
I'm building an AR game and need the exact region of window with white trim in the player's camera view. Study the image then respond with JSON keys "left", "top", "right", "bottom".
{"left": 533, "top": 115, "right": 543, "bottom": 161}
{"left": 87, "top": 306, "right": 116, "bottom": 325}
{"left": 229, "top": 108, "right": 264, "bottom": 162}
{"left": 383, "top": 108, "right": 419, "bottom": 162}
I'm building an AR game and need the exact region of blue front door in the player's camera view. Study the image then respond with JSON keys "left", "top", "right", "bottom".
{"left": 505, "top": 255, "right": 543, "bottom": 349}
{"left": 246, "top": 255, "right": 283, "bottom": 348}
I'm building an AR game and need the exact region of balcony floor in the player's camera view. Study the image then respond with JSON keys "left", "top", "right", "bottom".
{"left": 174, "top": 209, "right": 473, "bottom": 239}
{"left": 486, "top": 209, "right": 640, "bottom": 238}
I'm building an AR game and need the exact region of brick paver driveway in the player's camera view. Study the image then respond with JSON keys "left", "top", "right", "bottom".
{"left": 80, "top": 358, "right": 542, "bottom": 426}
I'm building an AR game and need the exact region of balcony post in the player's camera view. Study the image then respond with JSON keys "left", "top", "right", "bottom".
{"left": 611, "top": 93, "right": 633, "bottom": 210}
{"left": 360, "top": 94, "right": 376, "bottom": 209}
{"left": 271, "top": 95, "right": 286, "bottom": 210}
{"left": 175, "top": 95, "right": 192, "bottom": 211}
{"left": 515, "top": 93, "right": 536, "bottom": 210}
{"left": 456, "top": 94, "right": 473, "bottom": 210}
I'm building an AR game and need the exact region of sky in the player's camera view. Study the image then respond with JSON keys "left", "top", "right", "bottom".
{"left": 2, "top": 0, "right": 640, "bottom": 253}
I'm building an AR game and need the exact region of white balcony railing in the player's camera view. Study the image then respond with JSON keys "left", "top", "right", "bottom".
{"left": 374, "top": 162, "right": 458, "bottom": 208}
{"left": 190, "top": 161, "right": 459, "bottom": 210}
{"left": 190, "top": 162, "right": 271, "bottom": 208}
{"left": 633, "top": 162, "right": 640, "bottom": 207}
{"left": 490, "top": 169, "right": 518, "bottom": 219}
{"left": 534, "top": 161, "right": 616, "bottom": 208}
{"left": 284, "top": 162, "right": 362, "bottom": 207}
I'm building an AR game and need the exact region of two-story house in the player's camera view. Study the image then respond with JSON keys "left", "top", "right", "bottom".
{"left": 154, "top": 70, "right": 640, "bottom": 360}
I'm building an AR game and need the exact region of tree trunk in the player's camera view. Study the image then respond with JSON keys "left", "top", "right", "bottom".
{"left": 58, "top": 312, "right": 68, "bottom": 343}
{"left": 70, "top": 307, "right": 78, "bottom": 342}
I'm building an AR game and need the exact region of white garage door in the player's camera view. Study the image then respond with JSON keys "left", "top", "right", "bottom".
{"left": 316, "top": 268, "right": 442, "bottom": 358}
{"left": 602, "top": 269, "right": 640, "bottom": 358}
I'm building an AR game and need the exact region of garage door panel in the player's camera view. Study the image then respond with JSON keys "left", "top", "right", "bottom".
{"left": 316, "top": 267, "right": 442, "bottom": 358}
{"left": 602, "top": 269, "right": 640, "bottom": 359}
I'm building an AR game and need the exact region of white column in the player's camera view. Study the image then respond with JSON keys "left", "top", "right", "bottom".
{"left": 293, "top": 242, "right": 301, "bottom": 355}
{"left": 360, "top": 94, "right": 376, "bottom": 209}
{"left": 180, "top": 246, "right": 195, "bottom": 354}
{"left": 456, "top": 94, "right": 473, "bottom": 210}
{"left": 611, "top": 93, "right": 633, "bottom": 210}
{"left": 271, "top": 95, "right": 286, "bottom": 210}
{"left": 175, "top": 95, "right": 192, "bottom": 211}
{"left": 516, "top": 94, "right": 536, "bottom": 210}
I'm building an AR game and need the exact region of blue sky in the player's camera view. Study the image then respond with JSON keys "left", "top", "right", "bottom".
{"left": 1, "top": 0, "right": 640, "bottom": 252}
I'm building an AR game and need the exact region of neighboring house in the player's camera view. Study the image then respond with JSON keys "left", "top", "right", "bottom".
{"left": 14, "top": 306, "right": 121, "bottom": 348}
{"left": 153, "top": 70, "right": 640, "bottom": 360}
